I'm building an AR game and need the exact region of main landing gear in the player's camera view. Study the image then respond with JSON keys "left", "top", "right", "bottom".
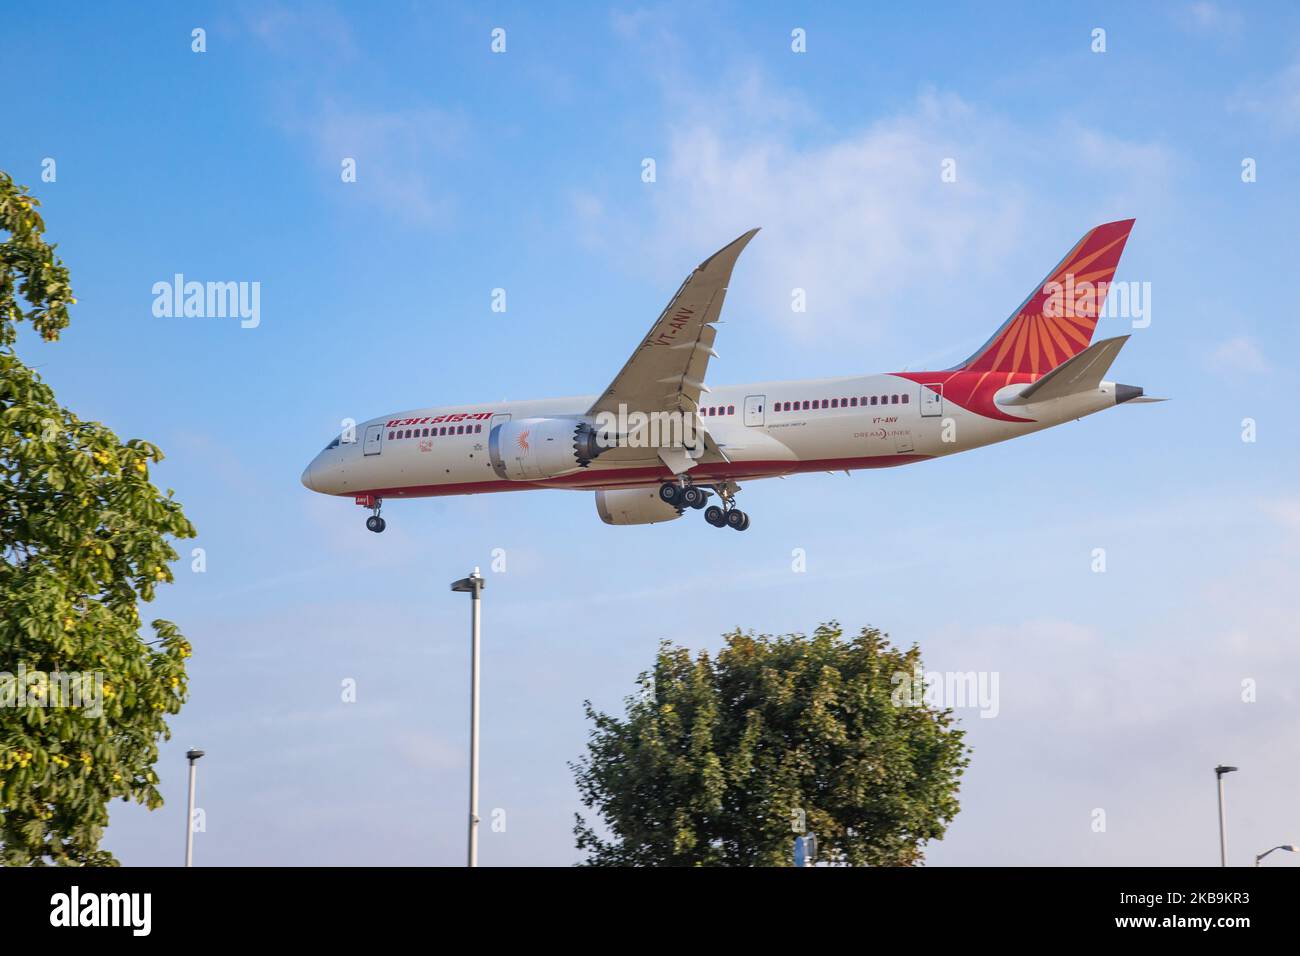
{"left": 659, "top": 480, "right": 750, "bottom": 531}
{"left": 358, "top": 494, "right": 386, "bottom": 533}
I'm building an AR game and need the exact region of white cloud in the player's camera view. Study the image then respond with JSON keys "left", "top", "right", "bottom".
{"left": 923, "top": 597, "right": 1300, "bottom": 865}
{"left": 1208, "top": 335, "right": 1271, "bottom": 375}
{"left": 395, "top": 731, "right": 463, "bottom": 771}
{"left": 242, "top": 6, "right": 463, "bottom": 226}
{"left": 1263, "top": 497, "right": 1300, "bottom": 535}
{"left": 307, "top": 102, "right": 464, "bottom": 226}
{"left": 1177, "top": 2, "right": 1244, "bottom": 37}
{"left": 244, "top": 3, "right": 358, "bottom": 60}
{"left": 573, "top": 73, "right": 1171, "bottom": 351}
{"left": 1232, "top": 60, "right": 1300, "bottom": 133}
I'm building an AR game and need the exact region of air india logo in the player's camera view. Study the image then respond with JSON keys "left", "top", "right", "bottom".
{"left": 516, "top": 429, "right": 530, "bottom": 453}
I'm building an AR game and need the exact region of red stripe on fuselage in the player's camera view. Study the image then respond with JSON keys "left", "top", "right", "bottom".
{"left": 345, "top": 453, "right": 933, "bottom": 500}
{"left": 893, "top": 370, "right": 1037, "bottom": 422}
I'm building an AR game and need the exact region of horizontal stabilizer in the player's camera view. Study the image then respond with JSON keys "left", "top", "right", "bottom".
{"left": 1002, "top": 335, "right": 1129, "bottom": 406}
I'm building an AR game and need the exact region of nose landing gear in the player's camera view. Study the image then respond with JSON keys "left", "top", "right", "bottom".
{"left": 356, "top": 494, "right": 386, "bottom": 533}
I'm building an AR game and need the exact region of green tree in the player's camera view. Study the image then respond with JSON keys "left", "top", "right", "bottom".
{"left": 1, "top": 171, "right": 195, "bottom": 865}
{"left": 572, "top": 623, "right": 969, "bottom": 866}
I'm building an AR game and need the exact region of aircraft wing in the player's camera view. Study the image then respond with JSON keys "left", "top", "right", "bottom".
{"left": 587, "top": 229, "right": 758, "bottom": 420}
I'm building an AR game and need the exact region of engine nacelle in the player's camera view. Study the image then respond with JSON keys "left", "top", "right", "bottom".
{"left": 489, "top": 417, "right": 607, "bottom": 481}
{"left": 595, "top": 487, "right": 684, "bottom": 525}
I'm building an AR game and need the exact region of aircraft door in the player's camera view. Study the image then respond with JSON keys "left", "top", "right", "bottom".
{"left": 743, "top": 395, "right": 766, "bottom": 427}
{"left": 363, "top": 424, "right": 384, "bottom": 456}
{"left": 920, "top": 383, "right": 943, "bottom": 417}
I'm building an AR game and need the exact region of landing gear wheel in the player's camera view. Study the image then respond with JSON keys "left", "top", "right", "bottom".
{"left": 681, "top": 485, "right": 706, "bottom": 509}
{"left": 658, "top": 483, "right": 683, "bottom": 507}
{"left": 366, "top": 515, "right": 386, "bottom": 533}
{"left": 725, "top": 509, "right": 749, "bottom": 531}
{"left": 704, "top": 505, "right": 726, "bottom": 527}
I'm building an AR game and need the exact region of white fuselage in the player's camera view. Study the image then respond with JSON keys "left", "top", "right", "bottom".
{"left": 301, "top": 372, "right": 1122, "bottom": 501}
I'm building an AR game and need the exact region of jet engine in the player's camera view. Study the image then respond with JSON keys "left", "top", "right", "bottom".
{"left": 594, "top": 487, "right": 684, "bottom": 525}
{"left": 489, "top": 417, "right": 608, "bottom": 481}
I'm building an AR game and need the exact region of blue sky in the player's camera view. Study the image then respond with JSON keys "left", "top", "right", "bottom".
{"left": 5, "top": 1, "right": 1299, "bottom": 865}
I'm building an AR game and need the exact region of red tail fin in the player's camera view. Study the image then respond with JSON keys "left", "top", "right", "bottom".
{"left": 959, "top": 219, "right": 1135, "bottom": 376}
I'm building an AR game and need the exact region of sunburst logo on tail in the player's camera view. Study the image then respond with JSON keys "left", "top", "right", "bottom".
{"left": 516, "top": 429, "right": 530, "bottom": 453}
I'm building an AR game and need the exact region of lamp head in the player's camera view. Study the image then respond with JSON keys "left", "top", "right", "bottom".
{"left": 451, "top": 567, "right": 486, "bottom": 594}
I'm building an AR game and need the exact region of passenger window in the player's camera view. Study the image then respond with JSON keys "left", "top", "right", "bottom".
{"left": 387, "top": 431, "right": 394, "bottom": 440}
{"left": 891, "top": 395, "right": 899, "bottom": 404}
{"left": 850, "top": 397, "right": 858, "bottom": 406}
{"left": 831, "top": 399, "right": 839, "bottom": 408}
{"left": 870, "top": 397, "right": 878, "bottom": 406}
{"left": 901, "top": 394, "right": 909, "bottom": 404}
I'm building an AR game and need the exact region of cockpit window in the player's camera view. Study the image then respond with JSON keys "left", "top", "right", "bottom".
{"left": 324, "top": 436, "right": 341, "bottom": 450}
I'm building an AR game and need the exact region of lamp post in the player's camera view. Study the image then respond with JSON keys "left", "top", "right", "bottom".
{"left": 1215, "top": 764, "right": 1237, "bottom": 867}
{"left": 184, "top": 748, "right": 204, "bottom": 867}
{"left": 1255, "top": 845, "right": 1297, "bottom": 867}
{"left": 450, "top": 568, "right": 486, "bottom": 867}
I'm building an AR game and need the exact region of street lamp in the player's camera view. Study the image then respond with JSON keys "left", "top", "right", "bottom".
{"left": 450, "top": 568, "right": 486, "bottom": 868}
{"left": 184, "top": 748, "right": 205, "bottom": 867}
{"left": 1255, "top": 845, "right": 1297, "bottom": 867}
{"left": 1215, "top": 765, "right": 1238, "bottom": 867}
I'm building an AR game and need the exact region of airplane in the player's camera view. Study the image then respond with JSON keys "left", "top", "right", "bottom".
{"left": 301, "top": 219, "right": 1160, "bottom": 532}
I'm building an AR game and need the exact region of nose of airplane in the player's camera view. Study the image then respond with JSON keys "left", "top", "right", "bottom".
{"left": 300, "top": 460, "right": 319, "bottom": 492}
